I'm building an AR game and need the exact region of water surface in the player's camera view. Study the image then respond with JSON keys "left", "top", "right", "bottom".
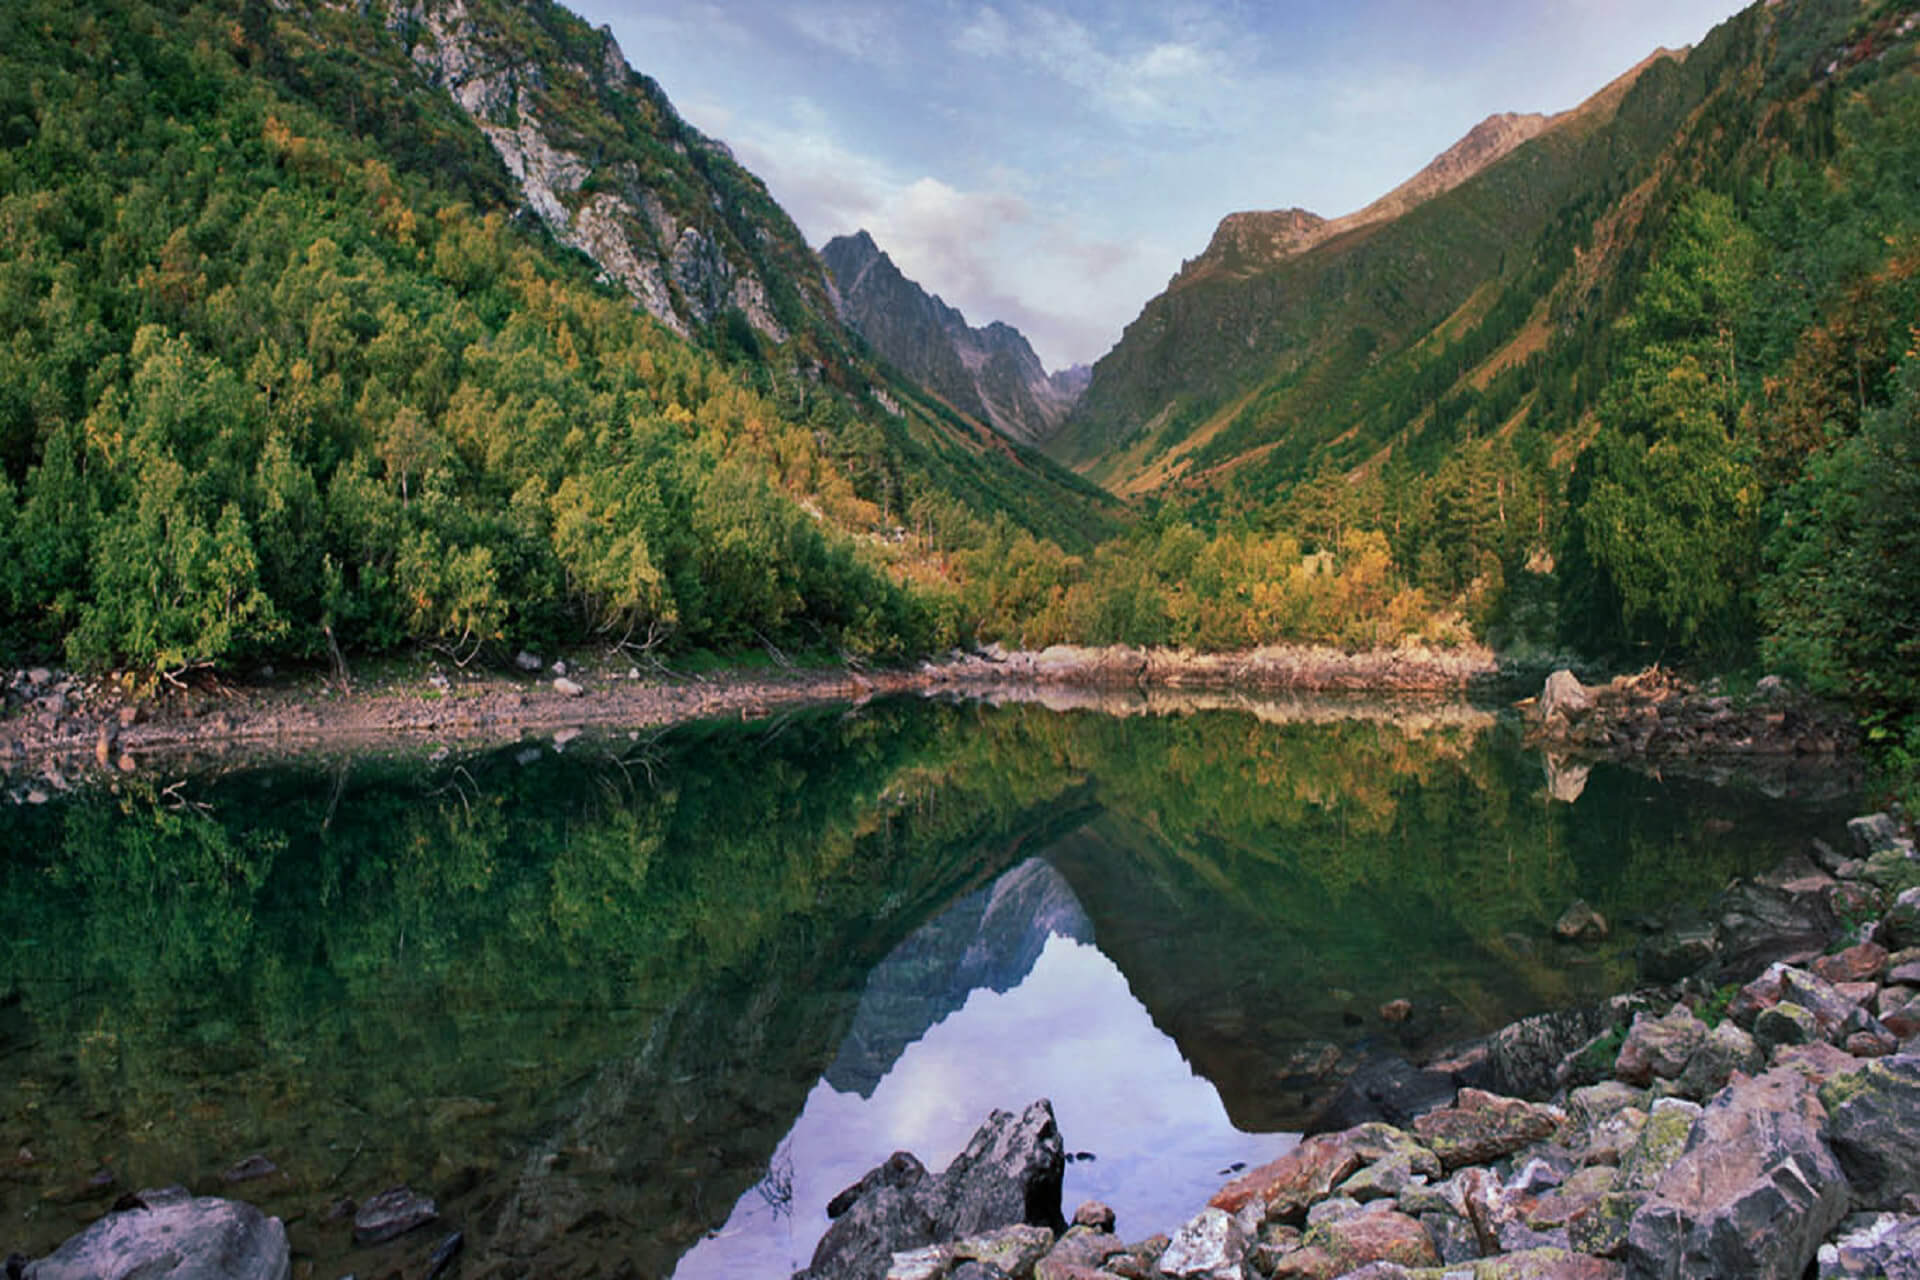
{"left": 0, "top": 694, "right": 1856, "bottom": 1276}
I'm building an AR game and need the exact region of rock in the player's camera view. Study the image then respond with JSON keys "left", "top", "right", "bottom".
{"left": 831, "top": 1153, "right": 929, "bottom": 1219}
{"left": 1885, "top": 947, "right": 1920, "bottom": 986}
{"left": 1615, "top": 1099, "right": 1700, "bottom": 1192}
{"left": 1754, "top": 1001, "right": 1822, "bottom": 1051}
{"left": 957, "top": 1224, "right": 1056, "bottom": 1278}
{"left": 1072, "top": 1202, "right": 1116, "bottom": 1233}
{"left": 1625, "top": 1067, "right": 1850, "bottom": 1280}
{"left": 1714, "top": 880, "right": 1838, "bottom": 976}
{"left": 425, "top": 1231, "right": 463, "bottom": 1280}
{"left": 886, "top": 1243, "right": 956, "bottom": 1280}
{"left": 1781, "top": 967, "right": 1866, "bottom": 1039}
{"left": 1568, "top": 1081, "right": 1646, "bottom": 1129}
{"left": 1034, "top": 1226, "right": 1121, "bottom": 1279}
{"left": 1299, "top": 1209, "right": 1437, "bottom": 1272}
{"left": 220, "top": 1153, "right": 278, "bottom": 1184}
{"left": 803, "top": 1102, "right": 1064, "bottom": 1280}
{"left": 948, "top": 1264, "right": 1012, "bottom": 1280}
{"left": 1815, "top": 1211, "right": 1920, "bottom": 1279}
{"left": 552, "top": 676, "right": 584, "bottom": 697}
{"left": 1881, "top": 990, "right": 1920, "bottom": 1040}
{"left": 514, "top": 651, "right": 543, "bottom": 672}
{"left": 1885, "top": 888, "right": 1920, "bottom": 952}
{"left": 1568, "top": 1191, "right": 1646, "bottom": 1259}
{"left": 1419, "top": 1210, "right": 1479, "bottom": 1265}
{"left": 1211, "top": 1135, "right": 1364, "bottom": 1221}
{"left": 1379, "top": 998, "right": 1413, "bottom": 1024}
{"left": 23, "top": 1193, "right": 290, "bottom": 1280}
{"left": 1813, "top": 942, "right": 1889, "bottom": 985}
{"left": 1484, "top": 1004, "right": 1626, "bottom": 1100}
{"left": 1556, "top": 900, "right": 1610, "bottom": 944}
{"left": 1526, "top": 1164, "right": 1618, "bottom": 1231}
{"left": 1577, "top": 1108, "right": 1649, "bottom": 1170}
{"left": 1470, "top": 1248, "right": 1626, "bottom": 1278}
{"left": 1538, "top": 670, "right": 1592, "bottom": 725}
{"left": 1672, "top": 1021, "right": 1762, "bottom": 1100}
{"left": 353, "top": 1185, "right": 438, "bottom": 1245}
{"left": 1820, "top": 1053, "right": 1920, "bottom": 1209}
{"left": 1307, "top": 1056, "right": 1456, "bottom": 1131}
{"left": 1770, "top": 1040, "right": 1864, "bottom": 1086}
{"left": 1848, "top": 814, "right": 1914, "bottom": 860}
{"left": 1638, "top": 918, "right": 1720, "bottom": 983}
{"left": 1614, "top": 1004, "right": 1707, "bottom": 1086}
{"left": 25, "top": 667, "right": 50, "bottom": 686}
{"left": 1412, "top": 1089, "right": 1564, "bottom": 1170}
{"left": 1155, "top": 1207, "right": 1247, "bottom": 1279}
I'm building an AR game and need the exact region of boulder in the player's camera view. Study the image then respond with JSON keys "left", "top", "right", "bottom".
{"left": 1033, "top": 1225, "right": 1121, "bottom": 1279}
{"left": 1556, "top": 900, "right": 1610, "bottom": 944}
{"left": 1713, "top": 880, "right": 1837, "bottom": 976}
{"left": 1812, "top": 943, "right": 1889, "bottom": 985}
{"left": 831, "top": 1153, "right": 928, "bottom": 1219}
{"left": 1638, "top": 919, "right": 1720, "bottom": 984}
{"left": 24, "top": 1193, "right": 290, "bottom": 1280}
{"left": 955, "top": 1224, "right": 1056, "bottom": 1278}
{"left": 1071, "top": 1202, "right": 1115, "bottom": 1233}
{"left": 1625, "top": 1067, "right": 1850, "bottom": 1280}
{"left": 552, "top": 676, "right": 584, "bottom": 697}
{"left": 1847, "top": 813, "right": 1913, "bottom": 860}
{"left": 1307, "top": 1056, "right": 1455, "bottom": 1132}
{"left": 353, "top": 1185, "right": 438, "bottom": 1245}
{"left": 1568, "top": 1191, "right": 1647, "bottom": 1260}
{"left": 1820, "top": 1053, "right": 1920, "bottom": 1210}
{"left": 1615, "top": 1099, "right": 1700, "bottom": 1193}
{"left": 1754, "top": 1001, "right": 1821, "bottom": 1051}
{"left": 1155, "top": 1207, "right": 1247, "bottom": 1280}
{"left": 1412, "top": 1089, "right": 1564, "bottom": 1170}
{"left": 1614, "top": 1005, "right": 1707, "bottom": 1086}
{"left": 801, "top": 1102, "right": 1065, "bottom": 1280}
{"left": 1483, "top": 1004, "right": 1630, "bottom": 1100}
{"left": 1814, "top": 1212, "right": 1920, "bottom": 1279}
{"left": 1210, "top": 1133, "right": 1364, "bottom": 1221}
{"left": 1298, "top": 1208, "right": 1438, "bottom": 1272}
{"left": 1884, "top": 888, "right": 1920, "bottom": 952}
{"left": 1672, "top": 1021, "right": 1763, "bottom": 1100}
{"left": 1469, "top": 1248, "right": 1626, "bottom": 1278}
{"left": 1538, "top": 670, "right": 1592, "bottom": 725}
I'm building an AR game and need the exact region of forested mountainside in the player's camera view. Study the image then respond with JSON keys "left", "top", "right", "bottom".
{"left": 822, "top": 231, "right": 1085, "bottom": 449}
{"left": 0, "top": 0, "right": 1117, "bottom": 675}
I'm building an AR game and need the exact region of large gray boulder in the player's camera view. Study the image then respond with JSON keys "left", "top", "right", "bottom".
{"left": 1625, "top": 1067, "right": 1850, "bottom": 1280}
{"left": 1538, "top": 670, "right": 1593, "bottom": 726}
{"left": 1819, "top": 1053, "right": 1920, "bottom": 1210}
{"left": 798, "top": 1100, "right": 1065, "bottom": 1280}
{"left": 24, "top": 1190, "right": 290, "bottom": 1280}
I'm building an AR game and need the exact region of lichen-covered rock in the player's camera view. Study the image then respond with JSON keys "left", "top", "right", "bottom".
{"left": 1614, "top": 1005, "right": 1707, "bottom": 1086}
{"left": 1672, "top": 1021, "right": 1763, "bottom": 1100}
{"left": 1033, "top": 1226, "right": 1122, "bottom": 1279}
{"left": 1525, "top": 1165, "right": 1619, "bottom": 1229}
{"left": 1413, "top": 1090, "right": 1565, "bottom": 1170}
{"left": 23, "top": 1193, "right": 290, "bottom": 1280}
{"left": 1819, "top": 1053, "right": 1920, "bottom": 1210}
{"left": 957, "top": 1224, "right": 1057, "bottom": 1278}
{"left": 1299, "top": 1208, "right": 1438, "bottom": 1273}
{"left": 1568, "top": 1190, "right": 1646, "bottom": 1259}
{"left": 1576, "top": 1107, "right": 1648, "bottom": 1169}
{"left": 1155, "top": 1207, "right": 1248, "bottom": 1280}
{"left": 1615, "top": 1099, "right": 1700, "bottom": 1192}
{"left": 1468, "top": 1248, "right": 1627, "bottom": 1278}
{"left": 1885, "top": 888, "right": 1920, "bottom": 952}
{"left": 1625, "top": 1067, "right": 1850, "bottom": 1280}
{"left": 1754, "top": 1000, "right": 1821, "bottom": 1051}
{"left": 1814, "top": 1211, "right": 1920, "bottom": 1279}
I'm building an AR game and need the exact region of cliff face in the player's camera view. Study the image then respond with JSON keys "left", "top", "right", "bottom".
{"left": 393, "top": 0, "right": 828, "bottom": 342}
{"left": 822, "top": 231, "right": 1083, "bottom": 448}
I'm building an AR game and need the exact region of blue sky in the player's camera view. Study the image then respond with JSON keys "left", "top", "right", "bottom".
{"left": 569, "top": 1, "right": 1751, "bottom": 369}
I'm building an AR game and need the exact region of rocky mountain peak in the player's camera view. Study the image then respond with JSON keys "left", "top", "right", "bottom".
{"left": 822, "top": 232, "right": 1083, "bottom": 448}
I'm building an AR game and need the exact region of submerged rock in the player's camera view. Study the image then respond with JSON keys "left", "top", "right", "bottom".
{"left": 24, "top": 1192, "right": 290, "bottom": 1280}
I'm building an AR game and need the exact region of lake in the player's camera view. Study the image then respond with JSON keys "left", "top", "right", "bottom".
{"left": 0, "top": 692, "right": 1858, "bottom": 1277}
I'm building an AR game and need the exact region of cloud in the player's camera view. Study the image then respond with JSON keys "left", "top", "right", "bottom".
{"left": 785, "top": 4, "right": 903, "bottom": 65}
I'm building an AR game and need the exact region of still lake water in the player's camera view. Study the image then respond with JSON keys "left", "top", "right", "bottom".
{"left": 0, "top": 692, "right": 1858, "bottom": 1277}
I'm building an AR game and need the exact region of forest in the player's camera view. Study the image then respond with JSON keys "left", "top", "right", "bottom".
{"left": 0, "top": 0, "right": 1916, "bottom": 792}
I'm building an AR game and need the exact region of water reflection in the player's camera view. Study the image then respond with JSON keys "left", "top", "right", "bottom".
{"left": 0, "top": 695, "right": 1860, "bottom": 1278}
{"left": 678, "top": 897, "right": 1295, "bottom": 1277}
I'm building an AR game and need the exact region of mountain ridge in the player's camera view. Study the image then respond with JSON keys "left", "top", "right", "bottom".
{"left": 822, "top": 229, "right": 1083, "bottom": 448}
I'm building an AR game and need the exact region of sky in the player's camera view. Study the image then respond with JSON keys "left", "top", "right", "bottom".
{"left": 569, "top": 0, "right": 1752, "bottom": 370}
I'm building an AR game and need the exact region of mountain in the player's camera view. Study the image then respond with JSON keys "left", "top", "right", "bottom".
{"left": 0, "top": 0, "right": 1118, "bottom": 677}
{"left": 822, "top": 231, "right": 1083, "bottom": 447}
{"left": 1050, "top": 44, "right": 1697, "bottom": 490}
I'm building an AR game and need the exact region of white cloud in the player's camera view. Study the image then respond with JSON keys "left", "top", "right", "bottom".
{"left": 785, "top": 4, "right": 903, "bottom": 65}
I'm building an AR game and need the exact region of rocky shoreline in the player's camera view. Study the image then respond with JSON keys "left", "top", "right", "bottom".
{"left": 786, "top": 809, "right": 1920, "bottom": 1280}
{"left": 0, "top": 642, "right": 1500, "bottom": 794}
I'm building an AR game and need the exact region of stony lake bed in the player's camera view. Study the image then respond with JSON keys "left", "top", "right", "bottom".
{"left": 0, "top": 657, "right": 1903, "bottom": 1279}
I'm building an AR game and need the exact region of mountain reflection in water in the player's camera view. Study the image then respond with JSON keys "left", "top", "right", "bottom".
{"left": 677, "top": 861, "right": 1294, "bottom": 1277}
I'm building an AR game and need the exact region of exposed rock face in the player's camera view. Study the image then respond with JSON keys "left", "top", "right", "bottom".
{"left": 1625, "top": 1068, "right": 1850, "bottom": 1280}
{"left": 24, "top": 1190, "right": 291, "bottom": 1280}
{"left": 394, "top": 0, "right": 798, "bottom": 341}
{"left": 797, "top": 1100, "right": 1066, "bottom": 1280}
{"left": 822, "top": 231, "right": 1082, "bottom": 447}
{"left": 1819, "top": 1054, "right": 1920, "bottom": 1209}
